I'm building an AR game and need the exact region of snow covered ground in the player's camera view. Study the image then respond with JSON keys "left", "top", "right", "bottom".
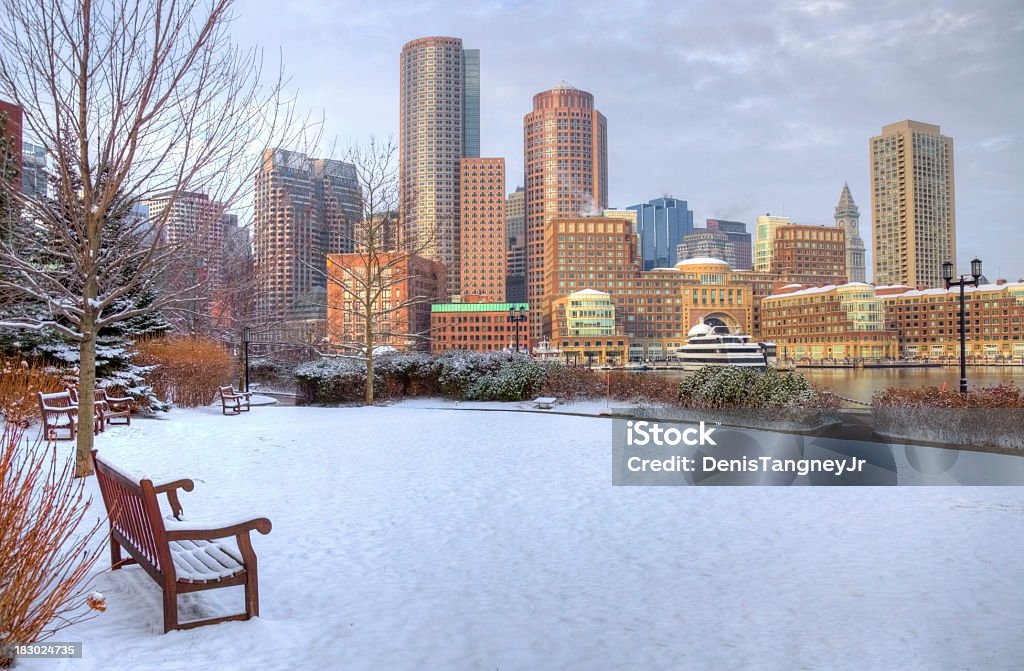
{"left": 19, "top": 400, "right": 1024, "bottom": 670}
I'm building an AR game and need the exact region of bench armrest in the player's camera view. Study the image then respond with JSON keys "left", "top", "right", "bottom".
{"left": 153, "top": 478, "right": 195, "bottom": 519}
{"left": 164, "top": 516, "right": 272, "bottom": 541}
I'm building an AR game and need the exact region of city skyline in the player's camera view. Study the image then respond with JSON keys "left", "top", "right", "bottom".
{"left": 233, "top": 0, "right": 1023, "bottom": 280}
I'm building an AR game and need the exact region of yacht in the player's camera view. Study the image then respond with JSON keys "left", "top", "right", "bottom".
{"left": 672, "top": 323, "right": 776, "bottom": 371}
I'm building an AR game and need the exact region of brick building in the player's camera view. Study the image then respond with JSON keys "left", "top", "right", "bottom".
{"left": 760, "top": 283, "right": 899, "bottom": 361}
{"left": 326, "top": 253, "right": 446, "bottom": 352}
{"left": 430, "top": 302, "right": 530, "bottom": 353}
{"left": 459, "top": 157, "right": 506, "bottom": 302}
{"left": 878, "top": 281, "right": 1024, "bottom": 360}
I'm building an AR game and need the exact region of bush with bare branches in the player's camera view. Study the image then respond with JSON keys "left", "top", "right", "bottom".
{"left": 0, "top": 355, "right": 66, "bottom": 427}
{"left": 135, "top": 337, "right": 235, "bottom": 408}
{"left": 0, "top": 423, "right": 105, "bottom": 667}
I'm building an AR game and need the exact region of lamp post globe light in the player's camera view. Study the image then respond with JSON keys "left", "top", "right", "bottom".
{"left": 507, "top": 306, "right": 527, "bottom": 354}
{"left": 943, "top": 258, "right": 982, "bottom": 393}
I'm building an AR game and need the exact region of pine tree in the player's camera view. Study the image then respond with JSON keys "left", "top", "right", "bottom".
{"left": 3, "top": 153, "right": 173, "bottom": 410}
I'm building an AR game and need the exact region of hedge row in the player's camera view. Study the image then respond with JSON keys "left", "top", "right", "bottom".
{"left": 295, "top": 351, "right": 835, "bottom": 408}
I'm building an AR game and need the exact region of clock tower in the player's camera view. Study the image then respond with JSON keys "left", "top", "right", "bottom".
{"left": 835, "top": 182, "right": 866, "bottom": 283}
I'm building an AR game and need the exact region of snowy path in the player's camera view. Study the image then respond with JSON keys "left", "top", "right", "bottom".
{"left": 22, "top": 403, "right": 1024, "bottom": 670}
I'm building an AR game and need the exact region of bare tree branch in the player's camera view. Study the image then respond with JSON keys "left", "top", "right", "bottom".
{"left": 0, "top": 0, "right": 314, "bottom": 475}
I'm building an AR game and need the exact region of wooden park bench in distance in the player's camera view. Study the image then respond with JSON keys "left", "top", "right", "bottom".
{"left": 38, "top": 390, "right": 85, "bottom": 440}
{"left": 218, "top": 385, "right": 252, "bottom": 415}
{"left": 532, "top": 396, "right": 559, "bottom": 410}
{"left": 96, "top": 388, "right": 132, "bottom": 426}
{"left": 65, "top": 385, "right": 106, "bottom": 434}
{"left": 91, "top": 450, "right": 272, "bottom": 632}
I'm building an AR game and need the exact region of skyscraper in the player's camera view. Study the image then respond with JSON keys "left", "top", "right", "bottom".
{"left": 459, "top": 157, "right": 506, "bottom": 302}
{"left": 677, "top": 229, "right": 737, "bottom": 268}
{"left": 524, "top": 82, "right": 607, "bottom": 339}
{"left": 506, "top": 186, "right": 525, "bottom": 249}
{"left": 834, "top": 183, "right": 866, "bottom": 283}
{"left": 754, "top": 214, "right": 791, "bottom": 272}
{"left": 144, "top": 190, "right": 226, "bottom": 284}
{"left": 253, "top": 148, "right": 360, "bottom": 322}
{"left": 870, "top": 120, "right": 955, "bottom": 288}
{"left": 399, "top": 36, "right": 480, "bottom": 298}
{"left": 706, "top": 219, "right": 752, "bottom": 270}
{"left": 627, "top": 197, "right": 694, "bottom": 270}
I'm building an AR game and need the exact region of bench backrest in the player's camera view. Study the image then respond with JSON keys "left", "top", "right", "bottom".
{"left": 91, "top": 451, "right": 172, "bottom": 582}
{"left": 39, "top": 390, "right": 73, "bottom": 409}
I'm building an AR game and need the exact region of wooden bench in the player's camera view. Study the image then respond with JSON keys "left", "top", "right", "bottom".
{"left": 91, "top": 450, "right": 272, "bottom": 632}
{"left": 532, "top": 396, "right": 559, "bottom": 410}
{"left": 218, "top": 385, "right": 252, "bottom": 415}
{"left": 38, "top": 390, "right": 81, "bottom": 440}
{"left": 66, "top": 386, "right": 107, "bottom": 434}
{"left": 97, "top": 388, "right": 132, "bottom": 426}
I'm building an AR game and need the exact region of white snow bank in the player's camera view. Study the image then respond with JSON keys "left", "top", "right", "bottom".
{"left": 22, "top": 404, "right": 1024, "bottom": 670}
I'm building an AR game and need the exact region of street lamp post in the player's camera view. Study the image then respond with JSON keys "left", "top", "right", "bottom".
{"left": 943, "top": 258, "right": 982, "bottom": 393}
{"left": 242, "top": 326, "right": 252, "bottom": 393}
{"left": 508, "top": 306, "right": 527, "bottom": 354}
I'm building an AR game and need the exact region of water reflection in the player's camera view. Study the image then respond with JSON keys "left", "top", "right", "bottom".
{"left": 651, "top": 367, "right": 1023, "bottom": 403}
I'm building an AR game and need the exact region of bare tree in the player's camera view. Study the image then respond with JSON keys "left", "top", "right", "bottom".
{"left": 0, "top": 0, "right": 308, "bottom": 475}
{"left": 323, "top": 138, "right": 444, "bottom": 405}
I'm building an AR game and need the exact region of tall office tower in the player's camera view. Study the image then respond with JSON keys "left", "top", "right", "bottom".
{"left": 677, "top": 229, "right": 737, "bottom": 268}
{"left": 870, "top": 120, "right": 955, "bottom": 288}
{"left": 254, "top": 148, "right": 360, "bottom": 322}
{"left": 462, "top": 49, "right": 481, "bottom": 159}
{"left": 399, "top": 36, "right": 481, "bottom": 298}
{"left": 754, "top": 214, "right": 791, "bottom": 272}
{"left": 506, "top": 186, "right": 526, "bottom": 248}
{"left": 627, "top": 197, "right": 694, "bottom": 270}
{"left": 834, "top": 183, "right": 866, "bottom": 283}
{"left": 524, "top": 82, "right": 607, "bottom": 340}
{"left": 144, "top": 191, "right": 226, "bottom": 289}
{"left": 0, "top": 99, "right": 22, "bottom": 193}
{"left": 460, "top": 157, "right": 506, "bottom": 302}
{"left": 706, "top": 219, "right": 752, "bottom": 270}
{"left": 21, "top": 141, "right": 46, "bottom": 198}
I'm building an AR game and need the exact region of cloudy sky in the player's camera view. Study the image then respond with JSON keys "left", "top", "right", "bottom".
{"left": 234, "top": 0, "right": 1023, "bottom": 281}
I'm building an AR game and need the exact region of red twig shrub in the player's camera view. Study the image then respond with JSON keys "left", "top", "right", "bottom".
{"left": 135, "top": 336, "right": 235, "bottom": 408}
{"left": 0, "top": 424, "right": 105, "bottom": 667}
{"left": 872, "top": 383, "right": 1024, "bottom": 408}
{"left": 0, "top": 355, "right": 67, "bottom": 427}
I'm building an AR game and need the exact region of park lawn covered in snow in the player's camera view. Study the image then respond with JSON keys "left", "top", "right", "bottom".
{"left": 21, "top": 400, "right": 1024, "bottom": 670}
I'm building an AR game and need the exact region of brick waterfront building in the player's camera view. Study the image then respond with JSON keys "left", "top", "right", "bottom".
{"left": 430, "top": 302, "right": 530, "bottom": 353}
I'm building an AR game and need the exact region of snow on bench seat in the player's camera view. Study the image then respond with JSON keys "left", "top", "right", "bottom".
{"left": 532, "top": 397, "right": 558, "bottom": 409}
{"left": 170, "top": 539, "right": 245, "bottom": 583}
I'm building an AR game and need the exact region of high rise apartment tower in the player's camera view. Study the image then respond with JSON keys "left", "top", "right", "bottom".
{"left": 523, "top": 82, "right": 608, "bottom": 340}
{"left": 870, "top": 120, "right": 955, "bottom": 288}
{"left": 459, "top": 157, "right": 506, "bottom": 302}
{"left": 399, "top": 36, "right": 481, "bottom": 298}
{"left": 254, "top": 148, "right": 360, "bottom": 321}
